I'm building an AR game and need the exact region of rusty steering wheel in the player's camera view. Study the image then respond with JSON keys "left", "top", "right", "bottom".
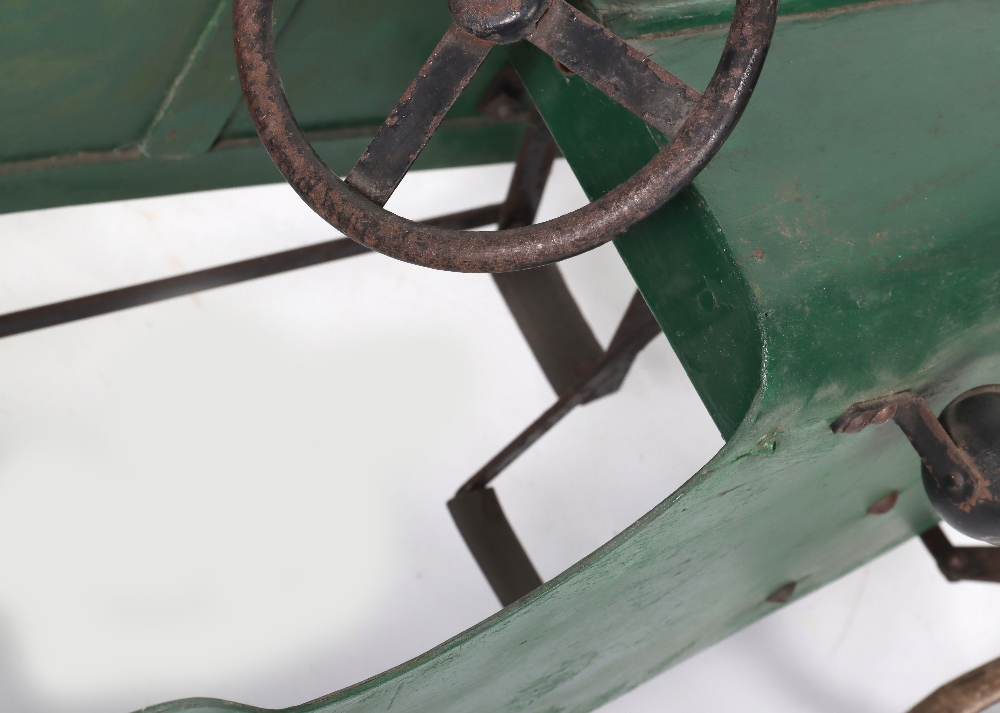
{"left": 233, "top": 0, "right": 777, "bottom": 273}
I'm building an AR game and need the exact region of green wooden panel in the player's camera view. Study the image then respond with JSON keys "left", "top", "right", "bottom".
{"left": 0, "top": 0, "right": 521, "bottom": 212}
{"left": 141, "top": 0, "right": 305, "bottom": 158}
{"left": 574, "top": 0, "right": 885, "bottom": 38}
{"left": 135, "top": 1, "right": 1000, "bottom": 712}
{"left": 0, "top": 0, "right": 223, "bottom": 162}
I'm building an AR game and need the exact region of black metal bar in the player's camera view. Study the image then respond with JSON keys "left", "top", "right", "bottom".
{"left": 583, "top": 290, "right": 661, "bottom": 403}
{"left": 832, "top": 390, "right": 1000, "bottom": 542}
{"left": 494, "top": 267, "right": 604, "bottom": 397}
{"left": 460, "top": 290, "right": 660, "bottom": 493}
{"left": 920, "top": 525, "right": 1000, "bottom": 584}
{"left": 491, "top": 109, "right": 604, "bottom": 397}
{"left": 527, "top": 0, "right": 701, "bottom": 139}
{"left": 0, "top": 204, "right": 503, "bottom": 341}
{"left": 496, "top": 109, "right": 556, "bottom": 231}
{"left": 448, "top": 488, "right": 543, "bottom": 606}
{"left": 345, "top": 24, "right": 494, "bottom": 207}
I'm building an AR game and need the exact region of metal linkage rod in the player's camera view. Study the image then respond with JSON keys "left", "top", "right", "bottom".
{"left": 0, "top": 203, "right": 502, "bottom": 340}
{"left": 446, "top": 106, "right": 665, "bottom": 607}
{"left": 462, "top": 290, "right": 660, "bottom": 494}
{"left": 449, "top": 291, "right": 660, "bottom": 606}
{"left": 492, "top": 110, "right": 604, "bottom": 397}
{"left": 920, "top": 524, "right": 1000, "bottom": 584}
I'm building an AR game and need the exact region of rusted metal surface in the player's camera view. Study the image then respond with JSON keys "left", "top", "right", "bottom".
{"left": 448, "top": 0, "right": 550, "bottom": 43}
{"left": 0, "top": 204, "right": 502, "bottom": 341}
{"left": 867, "top": 490, "right": 900, "bottom": 515}
{"left": 833, "top": 389, "right": 1000, "bottom": 544}
{"left": 491, "top": 109, "right": 604, "bottom": 396}
{"left": 450, "top": 290, "right": 660, "bottom": 604}
{"left": 919, "top": 525, "right": 1000, "bottom": 584}
{"left": 494, "top": 266, "right": 604, "bottom": 396}
{"left": 582, "top": 290, "right": 663, "bottom": 402}
{"left": 448, "top": 488, "right": 544, "bottom": 606}
{"left": 496, "top": 108, "right": 557, "bottom": 231}
{"left": 908, "top": 655, "right": 1000, "bottom": 713}
{"left": 345, "top": 25, "right": 494, "bottom": 207}
{"left": 460, "top": 290, "right": 660, "bottom": 493}
{"left": 234, "top": 0, "right": 778, "bottom": 272}
{"left": 527, "top": 0, "right": 701, "bottom": 138}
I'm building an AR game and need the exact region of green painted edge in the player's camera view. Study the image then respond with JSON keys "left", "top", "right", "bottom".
{"left": 506, "top": 41, "right": 762, "bottom": 438}
{"left": 0, "top": 118, "right": 526, "bottom": 216}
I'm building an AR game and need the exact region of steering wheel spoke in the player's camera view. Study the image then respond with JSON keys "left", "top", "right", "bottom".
{"left": 346, "top": 25, "right": 493, "bottom": 206}
{"left": 234, "top": 0, "right": 777, "bottom": 272}
{"left": 527, "top": 0, "right": 701, "bottom": 139}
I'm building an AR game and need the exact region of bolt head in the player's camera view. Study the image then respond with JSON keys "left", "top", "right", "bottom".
{"left": 449, "top": 0, "right": 550, "bottom": 44}
{"left": 842, "top": 413, "right": 872, "bottom": 434}
{"left": 869, "top": 404, "right": 897, "bottom": 425}
{"left": 947, "top": 551, "right": 969, "bottom": 571}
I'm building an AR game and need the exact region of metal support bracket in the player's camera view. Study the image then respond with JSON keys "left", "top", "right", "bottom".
{"left": 834, "top": 387, "right": 1000, "bottom": 576}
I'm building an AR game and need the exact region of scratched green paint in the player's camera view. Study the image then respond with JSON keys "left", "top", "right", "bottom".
{"left": 130, "top": 1, "right": 1000, "bottom": 712}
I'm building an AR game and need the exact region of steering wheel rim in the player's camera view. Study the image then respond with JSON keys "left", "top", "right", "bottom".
{"left": 233, "top": 0, "right": 777, "bottom": 273}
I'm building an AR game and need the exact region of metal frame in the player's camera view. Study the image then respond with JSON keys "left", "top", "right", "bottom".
{"left": 0, "top": 108, "right": 662, "bottom": 609}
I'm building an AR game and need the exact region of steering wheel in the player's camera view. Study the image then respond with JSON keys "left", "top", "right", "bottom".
{"left": 233, "top": 0, "right": 777, "bottom": 273}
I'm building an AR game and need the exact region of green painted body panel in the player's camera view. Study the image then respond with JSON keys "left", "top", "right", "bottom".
{"left": 2, "top": 0, "right": 998, "bottom": 712}
{"left": 0, "top": 0, "right": 521, "bottom": 214}
{"left": 574, "top": 0, "right": 888, "bottom": 38}
{"left": 127, "top": 0, "right": 1000, "bottom": 711}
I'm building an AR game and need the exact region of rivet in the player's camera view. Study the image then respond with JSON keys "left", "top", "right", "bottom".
{"left": 766, "top": 582, "right": 796, "bottom": 604}
{"left": 948, "top": 552, "right": 969, "bottom": 571}
{"left": 867, "top": 490, "right": 899, "bottom": 515}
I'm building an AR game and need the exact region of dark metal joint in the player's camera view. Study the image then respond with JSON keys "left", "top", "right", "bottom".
{"left": 833, "top": 387, "right": 1000, "bottom": 545}
{"left": 449, "top": 0, "right": 551, "bottom": 44}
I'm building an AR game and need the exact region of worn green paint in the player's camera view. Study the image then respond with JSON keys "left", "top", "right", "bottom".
{"left": 141, "top": 0, "right": 304, "bottom": 158}
{"left": 0, "top": 0, "right": 521, "bottom": 211}
{"left": 113, "top": 0, "right": 998, "bottom": 712}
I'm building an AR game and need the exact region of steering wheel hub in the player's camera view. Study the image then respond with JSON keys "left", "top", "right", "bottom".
{"left": 448, "top": 0, "right": 550, "bottom": 44}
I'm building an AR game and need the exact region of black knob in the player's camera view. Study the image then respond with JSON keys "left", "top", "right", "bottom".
{"left": 923, "top": 386, "right": 1000, "bottom": 544}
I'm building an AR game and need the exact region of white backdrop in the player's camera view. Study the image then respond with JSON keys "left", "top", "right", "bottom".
{"left": 0, "top": 162, "right": 997, "bottom": 713}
